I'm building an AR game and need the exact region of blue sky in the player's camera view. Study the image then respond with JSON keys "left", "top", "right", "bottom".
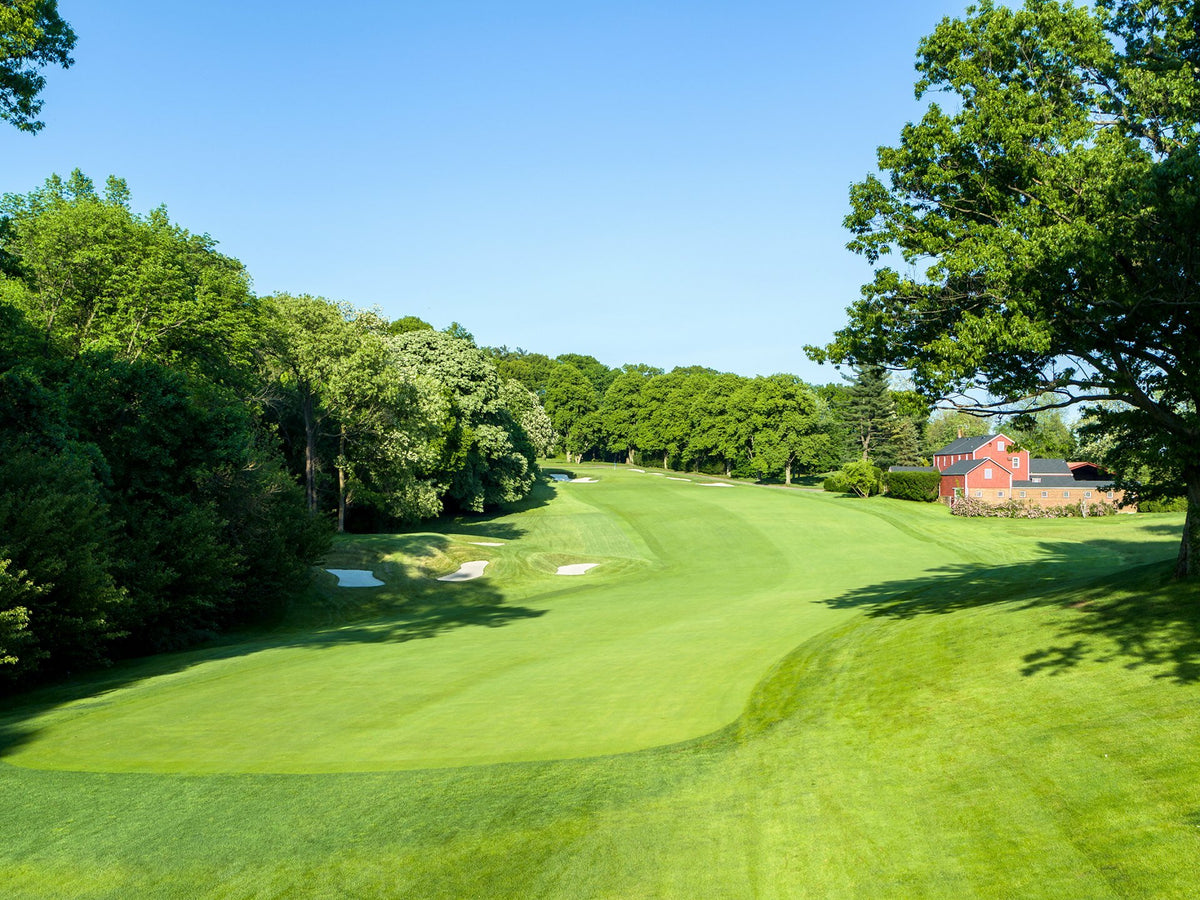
{"left": 6, "top": 1, "right": 971, "bottom": 382}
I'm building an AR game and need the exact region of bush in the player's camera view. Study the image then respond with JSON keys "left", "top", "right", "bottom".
{"left": 1139, "top": 496, "right": 1187, "bottom": 513}
{"left": 823, "top": 471, "right": 850, "bottom": 493}
{"left": 839, "top": 460, "right": 883, "bottom": 498}
{"left": 884, "top": 470, "right": 941, "bottom": 502}
{"left": 950, "top": 496, "right": 1117, "bottom": 518}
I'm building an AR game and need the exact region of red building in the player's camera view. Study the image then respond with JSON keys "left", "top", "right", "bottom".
{"left": 893, "top": 433, "right": 1127, "bottom": 509}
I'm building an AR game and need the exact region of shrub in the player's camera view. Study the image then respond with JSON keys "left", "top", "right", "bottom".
{"left": 884, "top": 470, "right": 941, "bottom": 502}
{"left": 823, "top": 471, "right": 850, "bottom": 493}
{"left": 950, "top": 496, "right": 1117, "bottom": 518}
{"left": 839, "top": 460, "right": 883, "bottom": 498}
{"left": 1139, "top": 496, "right": 1187, "bottom": 513}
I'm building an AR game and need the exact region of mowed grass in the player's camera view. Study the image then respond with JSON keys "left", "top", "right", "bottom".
{"left": 2, "top": 467, "right": 1197, "bottom": 897}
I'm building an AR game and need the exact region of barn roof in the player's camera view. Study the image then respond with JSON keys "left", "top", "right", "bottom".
{"left": 934, "top": 435, "right": 996, "bottom": 455}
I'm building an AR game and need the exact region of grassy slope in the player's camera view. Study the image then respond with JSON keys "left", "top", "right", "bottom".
{"left": 1, "top": 468, "right": 1196, "bottom": 897}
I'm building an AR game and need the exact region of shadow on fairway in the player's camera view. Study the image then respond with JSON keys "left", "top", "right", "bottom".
{"left": 820, "top": 534, "right": 1200, "bottom": 684}
{"left": 0, "top": 531, "right": 546, "bottom": 759}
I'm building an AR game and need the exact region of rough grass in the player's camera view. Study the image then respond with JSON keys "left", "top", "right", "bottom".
{"left": 0, "top": 467, "right": 1195, "bottom": 897}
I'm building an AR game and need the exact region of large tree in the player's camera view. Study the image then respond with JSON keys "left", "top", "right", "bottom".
{"left": 809, "top": 0, "right": 1200, "bottom": 577}
{"left": 0, "top": 0, "right": 75, "bottom": 133}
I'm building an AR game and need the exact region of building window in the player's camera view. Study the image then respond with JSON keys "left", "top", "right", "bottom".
{"left": 1041, "top": 491, "right": 1049, "bottom": 498}
{"left": 997, "top": 491, "right": 1005, "bottom": 498}
{"left": 1084, "top": 491, "right": 1093, "bottom": 499}
{"left": 984, "top": 468, "right": 993, "bottom": 479}
{"left": 997, "top": 441, "right": 1006, "bottom": 452}
{"left": 1107, "top": 491, "right": 1114, "bottom": 499}
{"left": 975, "top": 490, "right": 983, "bottom": 497}
{"left": 1032, "top": 477, "right": 1041, "bottom": 483}
{"left": 1012, "top": 456, "right": 1020, "bottom": 469}
{"left": 1019, "top": 491, "right": 1027, "bottom": 498}
{"left": 1063, "top": 491, "right": 1070, "bottom": 498}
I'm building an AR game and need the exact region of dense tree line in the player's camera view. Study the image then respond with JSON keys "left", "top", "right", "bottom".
{"left": 0, "top": 174, "right": 550, "bottom": 685}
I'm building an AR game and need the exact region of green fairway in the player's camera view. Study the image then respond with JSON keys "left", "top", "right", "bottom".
{"left": 2, "top": 467, "right": 1197, "bottom": 897}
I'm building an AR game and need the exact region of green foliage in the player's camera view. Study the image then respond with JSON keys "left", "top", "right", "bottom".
{"left": 923, "top": 410, "right": 990, "bottom": 455}
{"left": 809, "top": 0, "right": 1200, "bottom": 573}
{"left": 0, "top": 0, "right": 76, "bottom": 132}
{"left": 839, "top": 460, "right": 883, "bottom": 498}
{"left": 884, "top": 470, "right": 942, "bottom": 502}
{"left": 392, "top": 329, "right": 538, "bottom": 512}
{"left": 823, "top": 471, "right": 851, "bottom": 493}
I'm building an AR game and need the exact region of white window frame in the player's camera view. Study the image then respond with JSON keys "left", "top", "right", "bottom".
{"left": 984, "top": 468, "right": 993, "bottom": 480}
{"left": 1012, "top": 456, "right": 1020, "bottom": 469}
{"left": 997, "top": 441, "right": 1006, "bottom": 452}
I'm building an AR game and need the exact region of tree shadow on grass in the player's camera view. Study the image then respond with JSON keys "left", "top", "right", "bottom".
{"left": 821, "top": 534, "right": 1200, "bottom": 683}
{"left": 0, "top": 533, "right": 545, "bottom": 758}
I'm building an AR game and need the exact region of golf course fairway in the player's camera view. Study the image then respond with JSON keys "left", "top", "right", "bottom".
{"left": 3, "top": 466, "right": 1198, "bottom": 898}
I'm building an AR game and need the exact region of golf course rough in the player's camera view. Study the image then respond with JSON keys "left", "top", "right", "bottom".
{"left": 2, "top": 466, "right": 1196, "bottom": 898}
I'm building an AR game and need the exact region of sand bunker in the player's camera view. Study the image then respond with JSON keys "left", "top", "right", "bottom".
{"left": 630, "top": 468, "right": 645, "bottom": 473}
{"left": 570, "top": 477, "right": 598, "bottom": 483}
{"left": 697, "top": 482, "right": 735, "bottom": 488}
{"left": 325, "top": 569, "right": 384, "bottom": 588}
{"left": 470, "top": 541, "right": 504, "bottom": 546}
{"left": 556, "top": 563, "right": 599, "bottom": 576}
{"left": 666, "top": 476, "right": 691, "bottom": 482}
{"left": 437, "top": 561, "right": 489, "bottom": 582}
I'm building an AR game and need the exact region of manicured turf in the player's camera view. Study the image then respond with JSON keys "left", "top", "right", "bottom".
{"left": 1, "top": 467, "right": 1196, "bottom": 897}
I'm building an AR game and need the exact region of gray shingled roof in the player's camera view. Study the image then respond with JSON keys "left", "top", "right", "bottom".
{"left": 941, "top": 458, "right": 988, "bottom": 475}
{"left": 1014, "top": 475, "right": 1115, "bottom": 489}
{"left": 888, "top": 465, "right": 935, "bottom": 473}
{"left": 934, "top": 434, "right": 996, "bottom": 456}
{"left": 1028, "top": 458, "right": 1072, "bottom": 475}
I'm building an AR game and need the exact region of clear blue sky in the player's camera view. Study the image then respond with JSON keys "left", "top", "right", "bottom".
{"left": 6, "top": 1, "right": 971, "bottom": 383}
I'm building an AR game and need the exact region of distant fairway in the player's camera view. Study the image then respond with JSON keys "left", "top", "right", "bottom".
{"left": 3, "top": 467, "right": 1198, "bottom": 898}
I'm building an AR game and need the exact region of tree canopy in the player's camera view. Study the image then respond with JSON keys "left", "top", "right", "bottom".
{"left": 0, "top": 0, "right": 75, "bottom": 132}
{"left": 808, "top": 0, "right": 1200, "bottom": 576}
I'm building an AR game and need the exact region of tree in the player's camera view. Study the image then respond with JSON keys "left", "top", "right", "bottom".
{"left": 808, "top": 0, "right": 1200, "bottom": 576}
{"left": 746, "top": 375, "right": 832, "bottom": 484}
{"left": 544, "top": 363, "right": 603, "bottom": 462}
{"left": 392, "top": 328, "right": 539, "bottom": 512}
{"left": 843, "top": 366, "right": 905, "bottom": 466}
{"left": 600, "top": 368, "right": 656, "bottom": 465}
{"left": 1, "top": 173, "right": 261, "bottom": 390}
{"left": 923, "top": 409, "right": 991, "bottom": 456}
{"left": 0, "top": 1, "right": 75, "bottom": 132}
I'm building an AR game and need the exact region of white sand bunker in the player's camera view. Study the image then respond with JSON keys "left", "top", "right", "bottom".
{"left": 697, "top": 482, "right": 735, "bottom": 488}
{"left": 548, "top": 473, "right": 570, "bottom": 482}
{"left": 570, "top": 477, "right": 598, "bottom": 483}
{"left": 630, "top": 468, "right": 645, "bottom": 473}
{"left": 470, "top": 541, "right": 504, "bottom": 546}
{"left": 325, "top": 569, "right": 384, "bottom": 588}
{"left": 437, "top": 561, "right": 489, "bottom": 582}
{"left": 666, "top": 476, "right": 691, "bottom": 482}
{"left": 556, "top": 563, "right": 599, "bottom": 576}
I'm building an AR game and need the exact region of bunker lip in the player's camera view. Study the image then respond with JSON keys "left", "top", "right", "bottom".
{"left": 437, "top": 561, "right": 489, "bottom": 582}
{"left": 325, "top": 569, "right": 384, "bottom": 587}
{"left": 470, "top": 542, "right": 504, "bottom": 546}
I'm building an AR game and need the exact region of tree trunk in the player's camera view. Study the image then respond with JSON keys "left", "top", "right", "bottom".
{"left": 725, "top": 461, "right": 732, "bottom": 477}
{"left": 785, "top": 462, "right": 792, "bottom": 486}
{"left": 337, "top": 424, "right": 347, "bottom": 534}
{"left": 627, "top": 448, "right": 635, "bottom": 466}
{"left": 663, "top": 450, "right": 669, "bottom": 470}
{"left": 301, "top": 388, "right": 318, "bottom": 515}
{"left": 1175, "top": 468, "right": 1200, "bottom": 579}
